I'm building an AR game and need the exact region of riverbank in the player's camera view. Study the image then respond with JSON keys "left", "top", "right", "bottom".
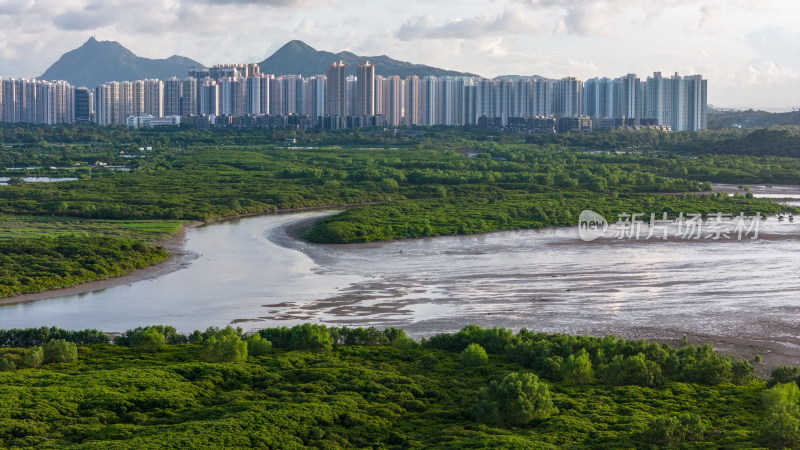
{"left": 0, "top": 221, "right": 200, "bottom": 307}
{"left": 0, "top": 203, "right": 362, "bottom": 306}
{"left": 269, "top": 214, "right": 800, "bottom": 373}
{"left": 1, "top": 206, "right": 797, "bottom": 374}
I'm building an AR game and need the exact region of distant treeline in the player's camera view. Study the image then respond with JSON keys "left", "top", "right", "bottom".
{"left": 0, "top": 236, "right": 168, "bottom": 298}
{"left": 708, "top": 109, "right": 800, "bottom": 130}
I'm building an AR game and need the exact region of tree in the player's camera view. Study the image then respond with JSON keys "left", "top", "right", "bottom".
{"left": 129, "top": 328, "right": 166, "bottom": 352}
{"left": 420, "top": 354, "right": 439, "bottom": 371}
{"left": 472, "top": 372, "right": 558, "bottom": 426}
{"left": 200, "top": 333, "right": 248, "bottom": 363}
{"left": 22, "top": 346, "right": 44, "bottom": 368}
{"left": 563, "top": 349, "right": 594, "bottom": 384}
{"left": 645, "top": 414, "right": 706, "bottom": 446}
{"left": 0, "top": 358, "right": 15, "bottom": 371}
{"left": 602, "top": 353, "right": 664, "bottom": 387}
{"left": 288, "top": 324, "right": 333, "bottom": 352}
{"left": 756, "top": 412, "right": 800, "bottom": 449}
{"left": 460, "top": 343, "right": 489, "bottom": 367}
{"left": 247, "top": 334, "right": 272, "bottom": 357}
{"left": 755, "top": 382, "right": 800, "bottom": 448}
{"left": 43, "top": 339, "right": 78, "bottom": 364}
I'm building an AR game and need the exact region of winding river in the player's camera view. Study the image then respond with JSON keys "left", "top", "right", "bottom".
{"left": 0, "top": 184, "right": 798, "bottom": 362}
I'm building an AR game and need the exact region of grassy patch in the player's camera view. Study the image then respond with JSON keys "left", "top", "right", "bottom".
{"left": 0, "top": 215, "right": 183, "bottom": 243}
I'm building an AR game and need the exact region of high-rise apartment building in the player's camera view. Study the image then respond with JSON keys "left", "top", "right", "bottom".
{"left": 269, "top": 76, "right": 282, "bottom": 115}
{"left": 74, "top": 87, "right": 93, "bottom": 122}
{"left": 583, "top": 77, "right": 614, "bottom": 119}
{"left": 308, "top": 75, "right": 326, "bottom": 121}
{"left": 246, "top": 76, "right": 261, "bottom": 115}
{"left": 0, "top": 63, "right": 707, "bottom": 131}
{"left": 258, "top": 75, "right": 271, "bottom": 115}
{"left": 199, "top": 80, "right": 220, "bottom": 116}
{"left": 380, "top": 75, "right": 403, "bottom": 126}
{"left": 326, "top": 61, "right": 347, "bottom": 118}
{"left": 181, "top": 77, "right": 198, "bottom": 116}
{"left": 682, "top": 74, "right": 707, "bottom": 131}
{"left": 615, "top": 73, "right": 643, "bottom": 120}
{"left": 355, "top": 61, "right": 375, "bottom": 117}
{"left": 163, "top": 78, "right": 182, "bottom": 117}
{"left": 554, "top": 77, "right": 582, "bottom": 118}
{"left": 404, "top": 76, "right": 420, "bottom": 125}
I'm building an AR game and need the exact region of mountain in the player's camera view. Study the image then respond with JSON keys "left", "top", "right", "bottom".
{"left": 258, "top": 40, "right": 480, "bottom": 78}
{"left": 39, "top": 37, "right": 204, "bottom": 88}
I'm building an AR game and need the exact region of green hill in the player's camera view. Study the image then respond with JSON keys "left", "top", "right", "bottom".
{"left": 258, "top": 40, "right": 480, "bottom": 78}
{"left": 38, "top": 37, "right": 204, "bottom": 88}
{"left": 708, "top": 108, "right": 800, "bottom": 129}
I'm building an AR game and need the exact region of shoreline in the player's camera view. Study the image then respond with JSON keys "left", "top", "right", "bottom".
{"left": 269, "top": 213, "right": 800, "bottom": 372}
{"left": 0, "top": 221, "right": 201, "bottom": 307}
{"left": 0, "top": 204, "right": 356, "bottom": 307}
{"left": 0, "top": 200, "right": 797, "bottom": 372}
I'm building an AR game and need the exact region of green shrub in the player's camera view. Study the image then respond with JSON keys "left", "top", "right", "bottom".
{"left": 472, "top": 372, "right": 557, "bottom": 425}
{"left": 288, "top": 324, "right": 333, "bottom": 352}
{"left": 246, "top": 334, "right": 272, "bottom": 357}
{"left": 128, "top": 328, "right": 167, "bottom": 352}
{"left": 563, "top": 348, "right": 594, "bottom": 384}
{"left": 200, "top": 333, "right": 248, "bottom": 363}
{"left": 424, "top": 325, "right": 513, "bottom": 354}
{"left": 22, "top": 346, "right": 44, "bottom": 368}
{"left": 761, "top": 382, "right": 800, "bottom": 416}
{"left": 754, "top": 383, "right": 800, "bottom": 448}
{"left": 0, "top": 357, "right": 15, "bottom": 371}
{"left": 756, "top": 412, "right": 800, "bottom": 449}
{"left": 420, "top": 354, "right": 438, "bottom": 371}
{"left": 43, "top": 339, "right": 78, "bottom": 364}
{"left": 731, "top": 360, "right": 757, "bottom": 385}
{"left": 602, "top": 353, "right": 664, "bottom": 387}
{"left": 460, "top": 343, "right": 488, "bottom": 367}
{"left": 391, "top": 336, "right": 417, "bottom": 350}
{"left": 768, "top": 365, "right": 800, "bottom": 387}
{"left": 544, "top": 355, "right": 564, "bottom": 381}
{"left": 645, "top": 413, "right": 706, "bottom": 446}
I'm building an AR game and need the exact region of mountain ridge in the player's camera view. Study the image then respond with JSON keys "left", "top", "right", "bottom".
{"left": 37, "top": 38, "right": 481, "bottom": 88}
{"left": 258, "top": 40, "right": 480, "bottom": 78}
{"left": 38, "top": 37, "right": 205, "bottom": 88}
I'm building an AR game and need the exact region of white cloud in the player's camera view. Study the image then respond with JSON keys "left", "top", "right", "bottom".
{"left": 0, "top": 0, "right": 798, "bottom": 108}
{"left": 396, "top": 9, "right": 540, "bottom": 41}
{"left": 743, "top": 27, "right": 800, "bottom": 68}
{"left": 741, "top": 61, "right": 800, "bottom": 86}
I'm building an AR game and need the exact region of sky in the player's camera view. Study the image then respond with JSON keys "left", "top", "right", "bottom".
{"left": 0, "top": 0, "right": 798, "bottom": 111}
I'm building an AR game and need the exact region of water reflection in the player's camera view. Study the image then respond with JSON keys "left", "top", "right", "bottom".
{"left": 0, "top": 190, "right": 798, "bottom": 348}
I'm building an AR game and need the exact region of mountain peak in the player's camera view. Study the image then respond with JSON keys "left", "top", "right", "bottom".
{"left": 259, "top": 40, "right": 480, "bottom": 78}
{"left": 273, "top": 40, "right": 318, "bottom": 58}
{"left": 39, "top": 39, "right": 203, "bottom": 88}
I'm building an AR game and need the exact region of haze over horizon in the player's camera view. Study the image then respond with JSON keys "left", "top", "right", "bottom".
{"left": 0, "top": 0, "right": 798, "bottom": 111}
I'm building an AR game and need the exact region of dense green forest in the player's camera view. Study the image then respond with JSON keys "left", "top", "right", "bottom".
{"left": 307, "top": 193, "right": 785, "bottom": 243}
{"left": 1, "top": 125, "right": 799, "bottom": 446}
{"left": 0, "top": 324, "right": 798, "bottom": 448}
{"left": 0, "top": 236, "right": 168, "bottom": 298}
{"left": 1, "top": 124, "right": 798, "bottom": 292}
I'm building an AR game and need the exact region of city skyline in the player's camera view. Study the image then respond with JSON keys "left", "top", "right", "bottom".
{"left": 0, "top": 0, "right": 797, "bottom": 111}
{"left": 1, "top": 64, "right": 707, "bottom": 133}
